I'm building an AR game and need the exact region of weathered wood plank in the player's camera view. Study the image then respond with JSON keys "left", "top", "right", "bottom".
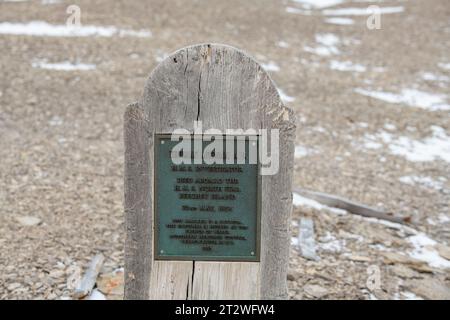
{"left": 124, "top": 44, "right": 295, "bottom": 300}
{"left": 73, "top": 254, "right": 105, "bottom": 299}
{"left": 293, "top": 187, "right": 410, "bottom": 224}
{"left": 149, "top": 261, "right": 193, "bottom": 300}
{"left": 124, "top": 103, "right": 152, "bottom": 300}
{"left": 191, "top": 262, "right": 260, "bottom": 300}
{"left": 261, "top": 107, "right": 295, "bottom": 299}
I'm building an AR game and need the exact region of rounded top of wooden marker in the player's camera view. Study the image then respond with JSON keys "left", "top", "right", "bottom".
{"left": 139, "top": 43, "right": 294, "bottom": 132}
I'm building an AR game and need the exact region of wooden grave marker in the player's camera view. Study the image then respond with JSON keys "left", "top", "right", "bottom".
{"left": 124, "top": 44, "right": 295, "bottom": 300}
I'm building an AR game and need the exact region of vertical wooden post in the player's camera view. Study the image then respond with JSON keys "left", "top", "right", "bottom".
{"left": 124, "top": 44, "right": 295, "bottom": 300}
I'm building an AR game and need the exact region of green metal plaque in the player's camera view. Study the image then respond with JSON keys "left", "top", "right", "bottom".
{"left": 154, "top": 134, "right": 260, "bottom": 261}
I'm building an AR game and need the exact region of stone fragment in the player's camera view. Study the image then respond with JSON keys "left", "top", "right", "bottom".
{"left": 303, "top": 284, "right": 329, "bottom": 299}
{"left": 390, "top": 265, "right": 417, "bottom": 279}
{"left": 404, "top": 279, "right": 450, "bottom": 300}
{"left": 15, "top": 216, "right": 42, "bottom": 227}
{"left": 7, "top": 283, "right": 21, "bottom": 291}
{"left": 435, "top": 244, "right": 450, "bottom": 260}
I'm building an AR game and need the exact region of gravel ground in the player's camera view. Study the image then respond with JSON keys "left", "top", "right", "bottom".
{"left": 0, "top": 0, "right": 449, "bottom": 299}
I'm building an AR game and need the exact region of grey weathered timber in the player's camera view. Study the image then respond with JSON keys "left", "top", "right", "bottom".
{"left": 293, "top": 187, "right": 410, "bottom": 224}
{"left": 124, "top": 44, "right": 296, "bottom": 300}
{"left": 297, "top": 218, "right": 319, "bottom": 261}
{"left": 73, "top": 253, "right": 105, "bottom": 299}
{"left": 124, "top": 103, "right": 152, "bottom": 299}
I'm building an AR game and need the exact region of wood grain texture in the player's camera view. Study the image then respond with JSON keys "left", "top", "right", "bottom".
{"left": 149, "top": 261, "right": 193, "bottom": 300}
{"left": 124, "top": 44, "right": 296, "bottom": 300}
{"left": 191, "top": 262, "right": 260, "bottom": 300}
{"left": 124, "top": 103, "right": 152, "bottom": 300}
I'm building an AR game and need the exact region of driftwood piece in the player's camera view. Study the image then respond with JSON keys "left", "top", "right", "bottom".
{"left": 293, "top": 187, "right": 410, "bottom": 225}
{"left": 73, "top": 254, "right": 105, "bottom": 299}
{"left": 298, "top": 218, "right": 319, "bottom": 261}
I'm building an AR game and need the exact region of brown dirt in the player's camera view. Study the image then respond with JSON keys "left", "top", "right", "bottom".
{"left": 0, "top": 0, "right": 449, "bottom": 299}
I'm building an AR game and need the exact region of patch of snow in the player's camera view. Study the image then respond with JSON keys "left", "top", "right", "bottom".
{"left": 325, "top": 17, "right": 355, "bottom": 25}
{"left": 41, "top": 0, "right": 61, "bottom": 4}
{"left": 313, "top": 126, "right": 327, "bottom": 133}
{"left": 277, "top": 41, "right": 290, "bottom": 48}
{"left": 298, "top": 115, "right": 307, "bottom": 123}
{"left": 304, "top": 33, "right": 341, "bottom": 57}
{"left": 360, "top": 127, "right": 450, "bottom": 163}
{"left": 383, "top": 123, "right": 396, "bottom": 131}
{"left": 48, "top": 116, "right": 63, "bottom": 126}
{"left": 291, "top": 0, "right": 345, "bottom": 9}
{"left": 277, "top": 88, "right": 295, "bottom": 103}
{"left": 330, "top": 60, "right": 366, "bottom": 72}
{"left": 0, "top": 21, "right": 152, "bottom": 38}
{"left": 363, "top": 140, "right": 382, "bottom": 150}
{"left": 421, "top": 72, "right": 449, "bottom": 82}
{"left": 57, "top": 137, "right": 67, "bottom": 145}
{"left": 438, "top": 63, "right": 450, "bottom": 71}
{"left": 407, "top": 233, "right": 450, "bottom": 269}
{"left": 364, "top": 216, "right": 418, "bottom": 235}
{"left": 303, "top": 46, "right": 335, "bottom": 56}
{"left": 316, "top": 33, "right": 340, "bottom": 47}
{"left": 359, "top": 132, "right": 384, "bottom": 150}
{"left": 354, "top": 88, "right": 450, "bottom": 111}
{"left": 323, "top": 6, "right": 404, "bottom": 16}
{"left": 399, "top": 175, "right": 446, "bottom": 191}
{"left": 318, "top": 231, "right": 346, "bottom": 253}
{"left": 291, "top": 237, "right": 299, "bottom": 246}
{"left": 88, "top": 289, "right": 107, "bottom": 300}
{"left": 32, "top": 60, "right": 96, "bottom": 71}
{"left": 378, "top": 130, "right": 394, "bottom": 143}
{"left": 261, "top": 61, "right": 280, "bottom": 72}
{"left": 155, "top": 51, "right": 169, "bottom": 63}
{"left": 113, "top": 267, "right": 124, "bottom": 274}
{"left": 389, "top": 127, "right": 450, "bottom": 163}
{"left": 373, "top": 66, "right": 386, "bottom": 73}
{"left": 400, "top": 291, "right": 423, "bottom": 300}
{"left": 369, "top": 293, "right": 378, "bottom": 300}
{"left": 295, "top": 145, "right": 317, "bottom": 158}
{"left": 438, "top": 214, "right": 450, "bottom": 223}
{"left": 357, "top": 122, "right": 369, "bottom": 128}
{"left": 286, "top": 7, "right": 312, "bottom": 15}
{"left": 340, "top": 231, "right": 365, "bottom": 242}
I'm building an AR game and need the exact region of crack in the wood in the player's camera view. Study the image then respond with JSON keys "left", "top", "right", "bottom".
{"left": 196, "top": 71, "right": 202, "bottom": 121}
{"left": 184, "top": 51, "right": 189, "bottom": 119}
{"left": 191, "top": 260, "right": 195, "bottom": 298}
{"left": 184, "top": 59, "right": 188, "bottom": 75}
{"left": 185, "top": 260, "right": 196, "bottom": 300}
